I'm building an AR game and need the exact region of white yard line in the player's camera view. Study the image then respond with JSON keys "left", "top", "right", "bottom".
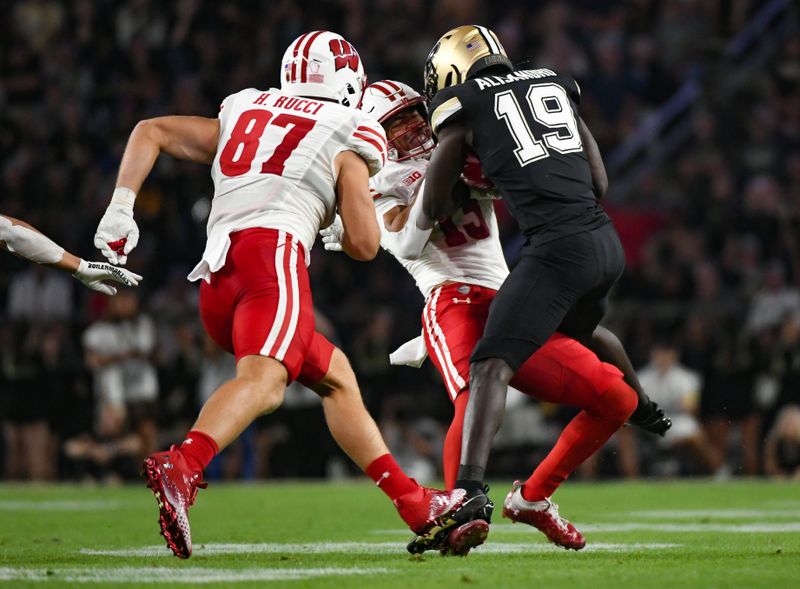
{"left": 0, "top": 566, "right": 388, "bottom": 584}
{"left": 0, "top": 500, "right": 121, "bottom": 511}
{"left": 79, "top": 541, "right": 681, "bottom": 557}
{"left": 764, "top": 499, "right": 800, "bottom": 508}
{"left": 580, "top": 522, "right": 800, "bottom": 533}
{"left": 372, "top": 521, "right": 800, "bottom": 534}
{"left": 622, "top": 509, "right": 800, "bottom": 519}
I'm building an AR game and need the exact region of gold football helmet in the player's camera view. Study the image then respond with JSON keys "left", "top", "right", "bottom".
{"left": 424, "top": 25, "right": 513, "bottom": 100}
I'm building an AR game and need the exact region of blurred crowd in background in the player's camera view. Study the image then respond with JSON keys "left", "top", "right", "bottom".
{"left": 1, "top": 0, "right": 799, "bottom": 484}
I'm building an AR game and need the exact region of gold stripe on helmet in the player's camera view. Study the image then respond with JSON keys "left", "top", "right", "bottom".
{"left": 430, "top": 96, "right": 463, "bottom": 136}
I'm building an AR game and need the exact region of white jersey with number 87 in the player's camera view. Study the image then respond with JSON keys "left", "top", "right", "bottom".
{"left": 189, "top": 87, "right": 387, "bottom": 282}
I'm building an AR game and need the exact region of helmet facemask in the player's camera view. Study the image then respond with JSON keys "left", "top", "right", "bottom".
{"left": 423, "top": 43, "right": 441, "bottom": 101}
{"left": 384, "top": 107, "right": 434, "bottom": 162}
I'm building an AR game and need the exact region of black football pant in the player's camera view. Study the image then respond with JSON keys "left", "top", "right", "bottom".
{"left": 471, "top": 222, "right": 625, "bottom": 371}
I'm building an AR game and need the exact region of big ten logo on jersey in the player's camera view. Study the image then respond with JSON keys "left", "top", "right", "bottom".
{"left": 402, "top": 170, "right": 423, "bottom": 186}
{"left": 438, "top": 200, "right": 490, "bottom": 247}
{"left": 329, "top": 39, "right": 359, "bottom": 72}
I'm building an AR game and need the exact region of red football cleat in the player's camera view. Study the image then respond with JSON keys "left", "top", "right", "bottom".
{"left": 502, "top": 482, "right": 586, "bottom": 550}
{"left": 400, "top": 487, "right": 494, "bottom": 554}
{"left": 142, "top": 446, "right": 207, "bottom": 559}
{"left": 394, "top": 486, "right": 467, "bottom": 534}
{"left": 440, "top": 519, "right": 490, "bottom": 556}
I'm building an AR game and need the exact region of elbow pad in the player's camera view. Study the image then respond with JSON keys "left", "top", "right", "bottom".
{"left": 0, "top": 216, "right": 65, "bottom": 264}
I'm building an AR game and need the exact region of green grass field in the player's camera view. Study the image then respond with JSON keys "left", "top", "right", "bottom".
{"left": 1, "top": 480, "right": 798, "bottom": 588}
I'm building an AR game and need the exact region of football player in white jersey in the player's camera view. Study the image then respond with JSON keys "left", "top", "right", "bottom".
{"left": 323, "top": 80, "right": 669, "bottom": 555}
{"left": 0, "top": 214, "right": 140, "bottom": 294}
{"left": 93, "top": 32, "right": 467, "bottom": 559}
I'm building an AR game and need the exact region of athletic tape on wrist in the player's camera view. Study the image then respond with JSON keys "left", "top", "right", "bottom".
{"left": 110, "top": 187, "right": 137, "bottom": 209}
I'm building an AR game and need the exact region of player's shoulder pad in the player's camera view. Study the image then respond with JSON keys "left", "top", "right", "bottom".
{"left": 218, "top": 94, "right": 235, "bottom": 117}
{"left": 219, "top": 88, "right": 277, "bottom": 116}
{"left": 429, "top": 84, "right": 469, "bottom": 137}
{"left": 347, "top": 112, "right": 388, "bottom": 177}
{"left": 218, "top": 88, "right": 259, "bottom": 117}
{"left": 369, "top": 159, "right": 418, "bottom": 202}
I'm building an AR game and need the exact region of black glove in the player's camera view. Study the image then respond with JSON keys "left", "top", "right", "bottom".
{"left": 629, "top": 399, "right": 673, "bottom": 437}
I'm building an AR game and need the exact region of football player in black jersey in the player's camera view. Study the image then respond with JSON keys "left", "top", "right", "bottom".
{"left": 415, "top": 25, "right": 671, "bottom": 554}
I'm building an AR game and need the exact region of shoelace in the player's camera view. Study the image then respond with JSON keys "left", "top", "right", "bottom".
{"left": 187, "top": 474, "right": 208, "bottom": 506}
{"left": 429, "top": 490, "right": 457, "bottom": 514}
{"left": 546, "top": 501, "right": 570, "bottom": 532}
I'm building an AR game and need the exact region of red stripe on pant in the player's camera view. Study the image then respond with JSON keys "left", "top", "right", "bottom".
{"left": 422, "top": 288, "right": 468, "bottom": 400}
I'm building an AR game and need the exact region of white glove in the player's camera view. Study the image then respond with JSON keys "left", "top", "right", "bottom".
{"left": 320, "top": 216, "right": 344, "bottom": 252}
{"left": 94, "top": 199, "right": 139, "bottom": 265}
{"left": 74, "top": 259, "right": 142, "bottom": 296}
{"left": 470, "top": 187, "right": 501, "bottom": 201}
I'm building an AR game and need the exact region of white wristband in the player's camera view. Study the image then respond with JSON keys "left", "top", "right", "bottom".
{"left": 110, "top": 187, "right": 137, "bottom": 209}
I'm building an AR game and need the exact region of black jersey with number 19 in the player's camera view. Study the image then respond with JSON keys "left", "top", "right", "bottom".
{"left": 429, "top": 68, "right": 609, "bottom": 245}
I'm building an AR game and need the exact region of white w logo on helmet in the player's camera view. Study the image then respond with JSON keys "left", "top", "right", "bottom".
{"left": 281, "top": 31, "right": 367, "bottom": 108}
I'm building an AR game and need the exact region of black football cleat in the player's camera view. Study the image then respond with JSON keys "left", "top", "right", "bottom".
{"left": 406, "top": 487, "right": 494, "bottom": 555}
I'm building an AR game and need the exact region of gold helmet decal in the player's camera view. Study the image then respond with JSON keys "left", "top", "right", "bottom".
{"left": 424, "top": 25, "right": 513, "bottom": 100}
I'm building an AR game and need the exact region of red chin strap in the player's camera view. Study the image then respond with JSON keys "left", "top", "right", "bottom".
{"left": 389, "top": 119, "right": 434, "bottom": 162}
{"left": 355, "top": 74, "right": 368, "bottom": 109}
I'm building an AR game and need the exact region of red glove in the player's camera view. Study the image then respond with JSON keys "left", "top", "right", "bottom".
{"left": 461, "top": 151, "right": 495, "bottom": 191}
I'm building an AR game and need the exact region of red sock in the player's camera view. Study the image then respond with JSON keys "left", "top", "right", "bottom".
{"left": 365, "top": 454, "right": 419, "bottom": 501}
{"left": 443, "top": 392, "right": 469, "bottom": 490}
{"left": 179, "top": 430, "right": 219, "bottom": 474}
{"left": 522, "top": 380, "right": 637, "bottom": 501}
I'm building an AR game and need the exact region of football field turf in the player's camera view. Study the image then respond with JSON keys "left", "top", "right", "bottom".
{"left": 1, "top": 480, "right": 798, "bottom": 588}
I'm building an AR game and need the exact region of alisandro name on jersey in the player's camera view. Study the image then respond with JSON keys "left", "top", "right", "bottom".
{"left": 473, "top": 68, "right": 558, "bottom": 90}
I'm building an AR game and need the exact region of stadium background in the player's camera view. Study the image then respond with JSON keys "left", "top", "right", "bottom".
{"left": 0, "top": 0, "right": 798, "bottom": 484}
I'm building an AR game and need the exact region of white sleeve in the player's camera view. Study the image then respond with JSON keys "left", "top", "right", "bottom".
{"left": 374, "top": 183, "right": 434, "bottom": 260}
{"left": 346, "top": 116, "right": 388, "bottom": 176}
{"left": 217, "top": 92, "right": 240, "bottom": 134}
{"left": 218, "top": 95, "right": 234, "bottom": 117}
{"left": 0, "top": 215, "right": 65, "bottom": 265}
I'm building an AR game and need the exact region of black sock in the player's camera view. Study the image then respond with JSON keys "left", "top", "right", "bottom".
{"left": 456, "top": 465, "right": 485, "bottom": 492}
